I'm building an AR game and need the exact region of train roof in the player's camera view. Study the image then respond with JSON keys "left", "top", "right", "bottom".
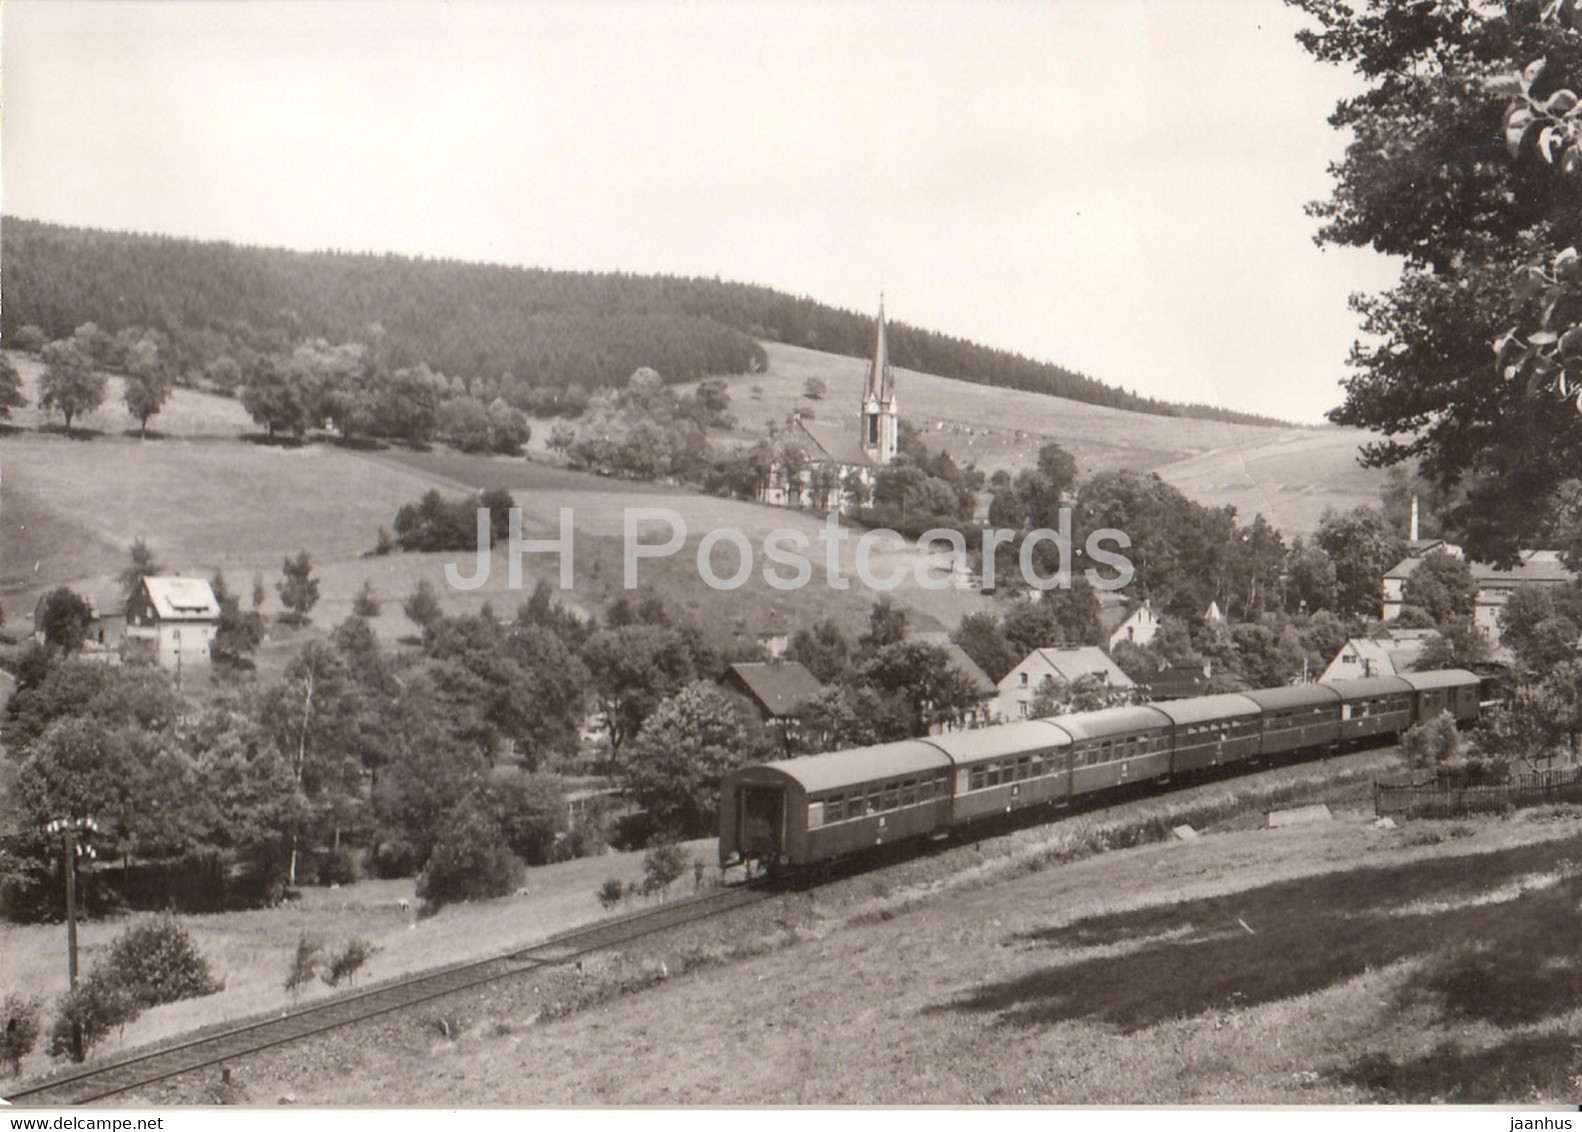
{"left": 1239, "top": 683, "right": 1343, "bottom": 711}
{"left": 739, "top": 740, "right": 953, "bottom": 795}
{"left": 922, "top": 720, "right": 1071, "bottom": 765}
{"left": 1146, "top": 693, "right": 1263, "bottom": 726}
{"left": 1324, "top": 674, "right": 1415, "bottom": 699}
{"left": 1045, "top": 704, "right": 1173, "bottom": 741}
{"left": 1396, "top": 669, "right": 1481, "bottom": 691}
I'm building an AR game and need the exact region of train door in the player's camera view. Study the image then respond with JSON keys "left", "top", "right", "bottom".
{"left": 738, "top": 784, "right": 785, "bottom": 861}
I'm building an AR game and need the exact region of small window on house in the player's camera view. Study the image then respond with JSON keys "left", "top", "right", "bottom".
{"left": 1020, "top": 672, "right": 1029, "bottom": 686}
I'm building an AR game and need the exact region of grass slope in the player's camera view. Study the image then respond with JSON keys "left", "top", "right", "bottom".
{"left": 105, "top": 794, "right": 1582, "bottom": 1107}
{"left": 718, "top": 342, "right": 1386, "bottom": 535}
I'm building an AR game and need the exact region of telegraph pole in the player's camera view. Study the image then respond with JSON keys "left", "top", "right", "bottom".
{"left": 48, "top": 816, "right": 97, "bottom": 1062}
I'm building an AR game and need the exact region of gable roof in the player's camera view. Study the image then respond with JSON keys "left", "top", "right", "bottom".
{"left": 1014, "top": 646, "right": 1135, "bottom": 689}
{"left": 1326, "top": 636, "right": 1430, "bottom": 678}
{"left": 725, "top": 661, "right": 824, "bottom": 718}
{"left": 792, "top": 417, "right": 873, "bottom": 470}
{"left": 938, "top": 642, "right": 997, "bottom": 697}
{"left": 139, "top": 576, "right": 221, "bottom": 621}
{"left": 911, "top": 633, "right": 998, "bottom": 697}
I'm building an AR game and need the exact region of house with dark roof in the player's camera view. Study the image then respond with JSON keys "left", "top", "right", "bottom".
{"left": 911, "top": 632, "right": 999, "bottom": 732}
{"left": 722, "top": 660, "right": 825, "bottom": 750}
{"left": 765, "top": 299, "right": 899, "bottom": 513}
{"left": 31, "top": 589, "right": 125, "bottom": 663}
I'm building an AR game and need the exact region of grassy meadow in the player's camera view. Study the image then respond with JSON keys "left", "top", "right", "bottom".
{"left": 113, "top": 782, "right": 1582, "bottom": 1106}
{"left": 0, "top": 835, "right": 716, "bottom": 1085}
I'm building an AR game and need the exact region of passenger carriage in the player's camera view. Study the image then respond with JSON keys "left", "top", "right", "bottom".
{"left": 1399, "top": 669, "right": 1481, "bottom": 724}
{"left": 717, "top": 740, "right": 953, "bottom": 869}
{"left": 1241, "top": 684, "right": 1342, "bottom": 756}
{"left": 1151, "top": 693, "right": 1263, "bottom": 774}
{"left": 923, "top": 720, "right": 1073, "bottom": 824}
{"left": 1328, "top": 674, "right": 1416, "bottom": 744}
{"left": 1050, "top": 705, "right": 1175, "bottom": 796}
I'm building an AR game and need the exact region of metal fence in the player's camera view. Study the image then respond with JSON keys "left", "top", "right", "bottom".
{"left": 1374, "top": 764, "right": 1582, "bottom": 820}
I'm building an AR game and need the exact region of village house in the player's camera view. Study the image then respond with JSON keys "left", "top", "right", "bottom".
{"left": 722, "top": 660, "right": 825, "bottom": 750}
{"left": 989, "top": 646, "right": 1135, "bottom": 722}
{"left": 32, "top": 590, "right": 125, "bottom": 663}
{"left": 1382, "top": 549, "right": 1573, "bottom": 646}
{"left": 765, "top": 299, "right": 899, "bottom": 513}
{"left": 910, "top": 632, "right": 999, "bottom": 732}
{"left": 1319, "top": 629, "right": 1440, "bottom": 682}
{"left": 124, "top": 575, "right": 221, "bottom": 671}
{"left": 1101, "top": 599, "right": 1158, "bottom": 652}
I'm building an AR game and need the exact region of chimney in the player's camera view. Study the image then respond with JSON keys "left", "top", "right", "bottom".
{"left": 1409, "top": 494, "right": 1420, "bottom": 543}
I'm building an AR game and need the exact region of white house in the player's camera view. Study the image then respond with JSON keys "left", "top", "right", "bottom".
{"left": 124, "top": 575, "right": 220, "bottom": 671}
{"left": 1103, "top": 601, "right": 1158, "bottom": 652}
{"left": 1319, "top": 630, "right": 1438, "bottom": 682}
{"left": 990, "top": 646, "right": 1135, "bottom": 722}
{"left": 1382, "top": 549, "right": 1573, "bottom": 645}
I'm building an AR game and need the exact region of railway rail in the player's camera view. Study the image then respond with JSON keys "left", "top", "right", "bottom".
{"left": 3, "top": 882, "right": 771, "bottom": 1107}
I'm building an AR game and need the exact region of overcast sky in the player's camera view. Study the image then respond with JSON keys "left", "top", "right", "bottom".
{"left": 1, "top": 1, "right": 1402, "bottom": 423}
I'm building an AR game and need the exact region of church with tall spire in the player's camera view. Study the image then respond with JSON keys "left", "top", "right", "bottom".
{"left": 859, "top": 295, "right": 899, "bottom": 466}
{"left": 764, "top": 297, "right": 901, "bottom": 513}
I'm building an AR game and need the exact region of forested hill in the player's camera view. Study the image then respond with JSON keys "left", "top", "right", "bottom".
{"left": 1, "top": 217, "right": 1284, "bottom": 425}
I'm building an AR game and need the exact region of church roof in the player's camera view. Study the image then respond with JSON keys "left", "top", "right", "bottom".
{"left": 793, "top": 417, "right": 873, "bottom": 469}
{"left": 865, "top": 298, "right": 895, "bottom": 404}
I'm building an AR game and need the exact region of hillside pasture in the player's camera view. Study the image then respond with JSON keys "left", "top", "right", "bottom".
{"left": 4, "top": 351, "right": 255, "bottom": 439}
{"left": 132, "top": 801, "right": 1582, "bottom": 1106}
{"left": 700, "top": 341, "right": 1388, "bottom": 536}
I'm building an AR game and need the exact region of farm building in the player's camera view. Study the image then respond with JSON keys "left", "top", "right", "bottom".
{"left": 765, "top": 298, "right": 899, "bottom": 513}
{"left": 124, "top": 575, "right": 221, "bottom": 671}
{"left": 990, "top": 646, "right": 1134, "bottom": 722}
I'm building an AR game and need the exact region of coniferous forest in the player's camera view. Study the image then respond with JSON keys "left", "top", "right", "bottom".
{"left": 1, "top": 217, "right": 1283, "bottom": 425}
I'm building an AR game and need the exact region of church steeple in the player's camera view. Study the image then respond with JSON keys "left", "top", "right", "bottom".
{"left": 860, "top": 295, "right": 899, "bottom": 464}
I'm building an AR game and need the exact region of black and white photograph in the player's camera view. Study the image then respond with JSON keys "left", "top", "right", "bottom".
{"left": 1, "top": 0, "right": 1580, "bottom": 1116}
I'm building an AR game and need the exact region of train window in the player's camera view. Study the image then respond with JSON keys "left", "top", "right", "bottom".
{"left": 826, "top": 795, "right": 844, "bottom": 822}
{"left": 881, "top": 786, "right": 899, "bottom": 811}
{"left": 969, "top": 767, "right": 986, "bottom": 791}
{"left": 1016, "top": 756, "right": 1031, "bottom": 780}
{"left": 901, "top": 779, "right": 917, "bottom": 806}
{"left": 807, "top": 802, "right": 824, "bottom": 829}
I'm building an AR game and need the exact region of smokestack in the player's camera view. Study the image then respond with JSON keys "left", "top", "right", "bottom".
{"left": 1409, "top": 494, "right": 1419, "bottom": 543}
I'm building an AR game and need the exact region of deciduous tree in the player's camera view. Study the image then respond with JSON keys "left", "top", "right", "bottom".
{"left": 38, "top": 340, "right": 104, "bottom": 436}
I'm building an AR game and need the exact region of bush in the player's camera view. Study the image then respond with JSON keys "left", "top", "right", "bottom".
{"left": 48, "top": 974, "right": 137, "bottom": 1061}
{"left": 285, "top": 930, "right": 323, "bottom": 1000}
{"left": 474, "top": 775, "right": 567, "bottom": 866}
{"left": 322, "top": 938, "right": 378, "bottom": 988}
{"left": 316, "top": 846, "right": 360, "bottom": 887}
{"left": 1401, "top": 711, "right": 1469, "bottom": 771}
{"left": 640, "top": 843, "right": 687, "bottom": 901}
{"left": 595, "top": 878, "right": 625, "bottom": 910}
{"left": 370, "top": 838, "right": 422, "bottom": 879}
{"left": 0, "top": 993, "right": 42, "bottom": 1076}
{"left": 415, "top": 806, "right": 523, "bottom": 914}
{"left": 104, "top": 914, "right": 223, "bottom": 1009}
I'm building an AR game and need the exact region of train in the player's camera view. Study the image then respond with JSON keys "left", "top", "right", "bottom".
{"left": 718, "top": 669, "right": 1482, "bottom": 872}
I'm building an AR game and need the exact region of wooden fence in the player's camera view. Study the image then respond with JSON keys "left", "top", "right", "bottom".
{"left": 1374, "top": 764, "right": 1582, "bottom": 820}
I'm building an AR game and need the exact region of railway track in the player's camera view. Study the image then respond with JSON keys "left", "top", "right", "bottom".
{"left": 3, "top": 882, "right": 771, "bottom": 1107}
